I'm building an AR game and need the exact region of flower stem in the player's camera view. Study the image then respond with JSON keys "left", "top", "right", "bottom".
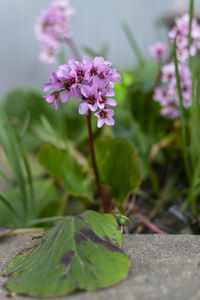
{"left": 65, "top": 38, "right": 82, "bottom": 61}
{"left": 64, "top": 38, "right": 112, "bottom": 212}
{"left": 86, "top": 112, "right": 111, "bottom": 212}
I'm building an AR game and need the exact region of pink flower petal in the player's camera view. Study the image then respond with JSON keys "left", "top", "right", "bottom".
{"left": 97, "top": 118, "right": 105, "bottom": 128}
{"left": 43, "top": 94, "right": 55, "bottom": 104}
{"left": 44, "top": 83, "right": 51, "bottom": 92}
{"left": 89, "top": 102, "right": 98, "bottom": 112}
{"left": 106, "top": 109, "right": 114, "bottom": 117}
{"left": 54, "top": 100, "right": 59, "bottom": 110}
{"left": 104, "top": 89, "right": 115, "bottom": 97}
{"left": 81, "top": 85, "right": 91, "bottom": 98}
{"left": 105, "top": 118, "right": 115, "bottom": 126}
{"left": 106, "top": 98, "right": 117, "bottom": 106}
{"left": 60, "top": 90, "right": 71, "bottom": 103}
{"left": 78, "top": 101, "right": 89, "bottom": 115}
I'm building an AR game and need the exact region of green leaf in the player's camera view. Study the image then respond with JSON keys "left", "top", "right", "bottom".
{"left": 18, "top": 112, "right": 30, "bottom": 139}
{"left": 3, "top": 89, "right": 66, "bottom": 151}
{"left": 0, "top": 106, "right": 28, "bottom": 214}
{"left": 38, "top": 145, "right": 93, "bottom": 200}
{"left": 0, "top": 179, "right": 56, "bottom": 228}
{"left": 83, "top": 44, "right": 109, "bottom": 59}
{"left": 4, "top": 211, "right": 131, "bottom": 297}
{"left": 3, "top": 89, "right": 55, "bottom": 125}
{"left": 122, "top": 22, "right": 144, "bottom": 66}
{"left": 96, "top": 136, "right": 141, "bottom": 203}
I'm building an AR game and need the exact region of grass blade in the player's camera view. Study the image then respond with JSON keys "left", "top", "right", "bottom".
{"left": 174, "top": 36, "right": 190, "bottom": 180}
{"left": 27, "top": 217, "right": 65, "bottom": 226}
{"left": 0, "top": 107, "right": 28, "bottom": 215}
{"left": 188, "top": 0, "right": 194, "bottom": 52}
{"left": 122, "top": 23, "right": 144, "bottom": 66}
{"left": 0, "top": 194, "right": 23, "bottom": 227}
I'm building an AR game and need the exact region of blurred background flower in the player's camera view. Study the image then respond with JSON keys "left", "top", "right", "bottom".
{"left": 1, "top": 0, "right": 198, "bottom": 100}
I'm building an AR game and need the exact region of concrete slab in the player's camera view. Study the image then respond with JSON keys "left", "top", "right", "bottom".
{"left": 0, "top": 234, "right": 200, "bottom": 300}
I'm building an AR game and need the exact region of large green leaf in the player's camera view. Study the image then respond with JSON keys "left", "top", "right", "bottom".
{"left": 4, "top": 211, "right": 131, "bottom": 297}
{"left": 3, "top": 89, "right": 56, "bottom": 125}
{"left": 38, "top": 145, "right": 93, "bottom": 200}
{"left": 3, "top": 89, "right": 66, "bottom": 151}
{"left": 95, "top": 136, "right": 141, "bottom": 203}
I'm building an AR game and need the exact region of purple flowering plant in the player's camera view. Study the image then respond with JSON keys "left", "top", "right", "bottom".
{"left": 42, "top": 55, "right": 131, "bottom": 213}
{"left": 150, "top": 13, "right": 200, "bottom": 119}
{"left": 3, "top": 0, "right": 200, "bottom": 298}
{"left": 33, "top": 0, "right": 141, "bottom": 217}
{"left": 41, "top": 54, "right": 142, "bottom": 214}
{"left": 43, "top": 56, "right": 120, "bottom": 126}
{"left": 3, "top": 0, "right": 200, "bottom": 297}
{"left": 2, "top": 2, "right": 144, "bottom": 297}
{"left": 34, "top": 0, "right": 75, "bottom": 63}
{"left": 149, "top": 0, "right": 200, "bottom": 219}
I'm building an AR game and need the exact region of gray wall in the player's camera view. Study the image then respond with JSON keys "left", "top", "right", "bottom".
{"left": 0, "top": 0, "right": 197, "bottom": 100}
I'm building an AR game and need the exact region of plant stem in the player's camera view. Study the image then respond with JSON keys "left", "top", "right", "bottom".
{"left": 126, "top": 203, "right": 167, "bottom": 235}
{"left": 65, "top": 38, "right": 82, "bottom": 61}
{"left": 0, "top": 194, "right": 24, "bottom": 227}
{"left": 86, "top": 112, "right": 111, "bottom": 212}
{"left": 122, "top": 23, "right": 144, "bottom": 66}
{"left": 188, "top": 0, "right": 194, "bottom": 53}
{"left": 174, "top": 36, "right": 190, "bottom": 181}
{"left": 65, "top": 38, "right": 111, "bottom": 212}
{"left": 87, "top": 112, "right": 99, "bottom": 186}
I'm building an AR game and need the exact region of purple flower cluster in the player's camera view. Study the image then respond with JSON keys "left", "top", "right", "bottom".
{"left": 151, "top": 14, "right": 200, "bottom": 119}
{"left": 154, "top": 63, "right": 191, "bottom": 118}
{"left": 149, "top": 41, "right": 167, "bottom": 60}
{"left": 34, "top": 0, "right": 74, "bottom": 64}
{"left": 169, "top": 14, "right": 200, "bottom": 63}
{"left": 43, "top": 56, "right": 121, "bottom": 127}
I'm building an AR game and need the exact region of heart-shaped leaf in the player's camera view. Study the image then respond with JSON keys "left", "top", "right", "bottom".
{"left": 38, "top": 145, "right": 93, "bottom": 200}
{"left": 95, "top": 136, "right": 141, "bottom": 203}
{"left": 4, "top": 211, "right": 131, "bottom": 298}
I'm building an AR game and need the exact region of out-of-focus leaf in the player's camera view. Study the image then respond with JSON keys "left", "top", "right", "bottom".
{"left": 114, "top": 72, "right": 134, "bottom": 104}
{"left": 122, "top": 22, "right": 144, "bottom": 65}
{"left": 4, "top": 211, "right": 131, "bottom": 297}
{"left": 95, "top": 136, "right": 141, "bottom": 203}
{"left": 132, "top": 61, "right": 158, "bottom": 92}
{"left": 0, "top": 106, "right": 28, "bottom": 212}
{"left": 3, "top": 89, "right": 55, "bottom": 125}
{"left": 0, "top": 180, "right": 56, "bottom": 228}
{"left": 38, "top": 145, "right": 93, "bottom": 200}
{"left": 3, "top": 89, "right": 66, "bottom": 151}
{"left": 18, "top": 112, "right": 30, "bottom": 139}
{"left": 150, "top": 133, "right": 176, "bottom": 160}
{"left": 83, "top": 44, "right": 109, "bottom": 59}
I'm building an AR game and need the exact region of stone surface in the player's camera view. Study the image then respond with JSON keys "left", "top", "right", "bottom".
{"left": 0, "top": 234, "right": 200, "bottom": 300}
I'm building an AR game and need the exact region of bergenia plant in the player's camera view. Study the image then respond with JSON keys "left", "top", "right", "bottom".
{"left": 43, "top": 55, "right": 121, "bottom": 212}
{"left": 3, "top": 55, "right": 140, "bottom": 298}
{"left": 34, "top": 0, "right": 75, "bottom": 63}
{"left": 2, "top": 1, "right": 143, "bottom": 296}
{"left": 150, "top": 13, "right": 200, "bottom": 119}
{"left": 43, "top": 56, "right": 120, "bottom": 124}
{"left": 150, "top": 0, "right": 200, "bottom": 223}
